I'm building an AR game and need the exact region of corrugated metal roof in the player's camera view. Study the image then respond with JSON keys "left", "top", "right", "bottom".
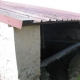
{"left": 0, "top": 1, "right": 80, "bottom": 29}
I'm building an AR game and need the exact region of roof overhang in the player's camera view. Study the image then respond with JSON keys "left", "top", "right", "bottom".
{"left": 0, "top": 1, "right": 80, "bottom": 29}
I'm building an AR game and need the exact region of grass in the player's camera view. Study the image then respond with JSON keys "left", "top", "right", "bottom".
{"left": 77, "top": 76, "right": 80, "bottom": 80}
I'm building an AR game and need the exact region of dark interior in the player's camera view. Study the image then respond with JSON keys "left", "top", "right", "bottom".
{"left": 41, "top": 41, "right": 74, "bottom": 61}
{"left": 40, "top": 22, "right": 80, "bottom": 80}
{"left": 41, "top": 22, "right": 80, "bottom": 61}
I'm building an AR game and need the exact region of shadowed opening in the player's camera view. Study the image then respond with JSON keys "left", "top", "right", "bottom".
{"left": 40, "top": 22, "right": 80, "bottom": 80}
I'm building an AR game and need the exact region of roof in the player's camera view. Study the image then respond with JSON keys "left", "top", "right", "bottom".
{"left": 0, "top": 1, "right": 80, "bottom": 29}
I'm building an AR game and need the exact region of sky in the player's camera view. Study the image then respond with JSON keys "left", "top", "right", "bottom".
{"left": 2, "top": 0, "right": 80, "bottom": 14}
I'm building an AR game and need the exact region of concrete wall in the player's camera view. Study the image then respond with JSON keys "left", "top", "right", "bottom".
{"left": 0, "top": 22, "right": 40, "bottom": 80}
{"left": 14, "top": 25, "right": 40, "bottom": 80}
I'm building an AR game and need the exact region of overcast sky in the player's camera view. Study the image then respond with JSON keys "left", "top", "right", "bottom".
{"left": 3, "top": 0, "right": 80, "bottom": 13}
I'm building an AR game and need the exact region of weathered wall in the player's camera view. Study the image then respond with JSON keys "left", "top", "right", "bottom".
{"left": 0, "top": 22, "right": 40, "bottom": 80}
{"left": 14, "top": 25, "right": 40, "bottom": 80}
{"left": 0, "top": 22, "right": 18, "bottom": 80}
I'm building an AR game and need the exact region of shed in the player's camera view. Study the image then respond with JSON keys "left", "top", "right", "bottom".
{"left": 0, "top": 1, "right": 80, "bottom": 80}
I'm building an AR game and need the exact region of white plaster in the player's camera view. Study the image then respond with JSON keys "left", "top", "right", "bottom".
{"left": 0, "top": 22, "right": 40, "bottom": 80}
{"left": 0, "top": 22, "right": 18, "bottom": 80}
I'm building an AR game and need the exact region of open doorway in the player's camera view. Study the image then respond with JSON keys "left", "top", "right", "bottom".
{"left": 40, "top": 22, "right": 80, "bottom": 80}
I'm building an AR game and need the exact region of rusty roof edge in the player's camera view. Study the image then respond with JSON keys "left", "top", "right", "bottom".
{"left": 0, "top": 1, "right": 80, "bottom": 29}
{"left": 0, "top": 8, "right": 34, "bottom": 29}
{"left": 1, "top": 1, "right": 80, "bottom": 16}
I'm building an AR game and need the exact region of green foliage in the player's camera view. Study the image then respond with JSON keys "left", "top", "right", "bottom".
{"left": 77, "top": 76, "right": 80, "bottom": 80}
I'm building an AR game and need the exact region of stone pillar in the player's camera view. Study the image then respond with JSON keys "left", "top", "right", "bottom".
{"left": 0, "top": 22, "right": 40, "bottom": 80}
{"left": 14, "top": 25, "right": 40, "bottom": 80}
